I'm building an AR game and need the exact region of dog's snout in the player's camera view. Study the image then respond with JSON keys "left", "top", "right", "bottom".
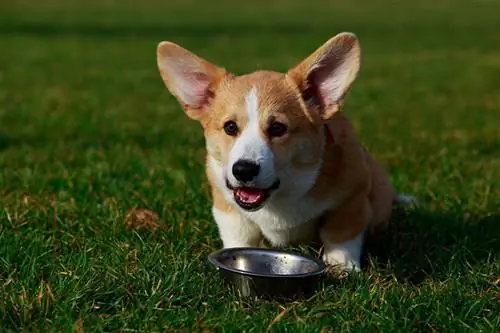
{"left": 232, "top": 160, "right": 260, "bottom": 182}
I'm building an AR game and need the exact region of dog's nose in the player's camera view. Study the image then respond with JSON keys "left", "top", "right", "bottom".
{"left": 232, "top": 160, "right": 260, "bottom": 182}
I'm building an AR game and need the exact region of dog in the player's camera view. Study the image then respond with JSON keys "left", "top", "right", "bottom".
{"left": 156, "top": 32, "right": 414, "bottom": 272}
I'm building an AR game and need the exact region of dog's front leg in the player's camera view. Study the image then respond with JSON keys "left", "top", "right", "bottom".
{"left": 319, "top": 194, "right": 372, "bottom": 272}
{"left": 212, "top": 207, "right": 263, "bottom": 248}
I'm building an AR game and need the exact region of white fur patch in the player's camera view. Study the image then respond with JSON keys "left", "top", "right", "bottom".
{"left": 212, "top": 207, "right": 262, "bottom": 248}
{"left": 245, "top": 86, "right": 259, "bottom": 123}
{"left": 227, "top": 86, "right": 275, "bottom": 188}
{"left": 244, "top": 182, "right": 336, "bottom": 246}
{"left": 321, "top": 230, "right": 365, "bottom": 271}
{"left": 394, "top": 193, "right": 418, "bottom": 205}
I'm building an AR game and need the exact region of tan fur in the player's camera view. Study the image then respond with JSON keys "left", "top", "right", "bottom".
{"left": 157, "top": 32, "right": 404, "bottom": 272}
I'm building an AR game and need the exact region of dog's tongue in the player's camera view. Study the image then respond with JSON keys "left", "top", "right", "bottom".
{"left": 235, "top": 188, "right": 266, "bottom": 204}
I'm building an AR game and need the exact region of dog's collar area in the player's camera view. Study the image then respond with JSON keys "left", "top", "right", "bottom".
{"left": 324, "top": 124, "right": 334, "bottom": 145}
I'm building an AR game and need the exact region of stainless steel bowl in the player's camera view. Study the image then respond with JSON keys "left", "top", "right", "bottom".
{"left": 208, "top": 247, "right": 326, "bottom": 299}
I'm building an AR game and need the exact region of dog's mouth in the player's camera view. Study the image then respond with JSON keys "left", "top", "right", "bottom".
{"left": 225, "top": 179, "right": 280, "bottom": 211}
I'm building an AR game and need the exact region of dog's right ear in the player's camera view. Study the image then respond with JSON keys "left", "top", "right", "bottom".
{"left": 157, "top": 42, "right": 228, "bottom": 120}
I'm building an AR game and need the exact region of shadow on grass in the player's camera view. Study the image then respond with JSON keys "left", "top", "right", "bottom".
{"left": 0, "top": 132, "right": 11, "bottom": 151}
{"left": 364, "top": 207, "right": 499, "bottom": 285}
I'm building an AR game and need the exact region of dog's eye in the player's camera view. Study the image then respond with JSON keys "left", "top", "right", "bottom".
{"left": 223, "top": 120, "right": 239, "bottom": 136}
{"left": 267, "top": 122, "right": 287, "bottom": 137}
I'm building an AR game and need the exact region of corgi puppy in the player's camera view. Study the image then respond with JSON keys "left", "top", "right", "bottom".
{"left": 156, "top": 32, "right": 413, "bottom": 272}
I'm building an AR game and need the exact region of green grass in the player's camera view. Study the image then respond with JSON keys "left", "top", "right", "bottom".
{"left": 1, "top": 0, "right": 499, "bottom": 331}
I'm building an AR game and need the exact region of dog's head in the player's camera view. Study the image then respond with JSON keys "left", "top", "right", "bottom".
{"left": 157, "top": 33, "right": 360, "bottom": 212}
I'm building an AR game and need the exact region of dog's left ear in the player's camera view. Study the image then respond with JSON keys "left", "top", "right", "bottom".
{"left": 287, "top": 32, "right": 360, "bottom": 120}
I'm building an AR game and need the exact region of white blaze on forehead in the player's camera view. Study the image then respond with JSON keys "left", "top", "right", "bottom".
{"left": 230, "top": 86, "right": 265, "bottom": 163}
{"left": 228, "top": 86, "right": 275, "bottom": 186}
{"left": 245, "top": 86, "right": 259, "bottom": 124}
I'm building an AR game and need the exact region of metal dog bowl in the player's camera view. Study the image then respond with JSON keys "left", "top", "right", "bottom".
{"left": 208, "top": 247, "right": 326, "bottom": 299}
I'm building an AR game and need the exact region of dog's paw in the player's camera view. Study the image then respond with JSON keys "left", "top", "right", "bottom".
{"left": 323, "top": 250, "right": 361, "bottom": 274}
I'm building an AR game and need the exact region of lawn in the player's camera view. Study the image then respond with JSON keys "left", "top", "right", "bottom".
{"left": 0, "top": 0, "right": 499, "bottom": 331}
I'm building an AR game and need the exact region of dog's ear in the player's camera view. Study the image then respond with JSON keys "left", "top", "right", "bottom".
{"left": 157, "top": 42, "right": 228, "bottom": 120}
{"left": 287, "top": 32, "right": 360, "bottom": 121}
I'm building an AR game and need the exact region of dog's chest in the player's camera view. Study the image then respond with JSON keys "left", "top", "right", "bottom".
{"left": 260, "top": 219, "right": 319, "bottom": 246}
{"left": 243, "top": 197, "right": 330, "bottom": 246}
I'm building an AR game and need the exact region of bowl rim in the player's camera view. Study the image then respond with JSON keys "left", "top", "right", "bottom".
{"left": 207, "top": 247, "right": 326, "bottom": 278}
